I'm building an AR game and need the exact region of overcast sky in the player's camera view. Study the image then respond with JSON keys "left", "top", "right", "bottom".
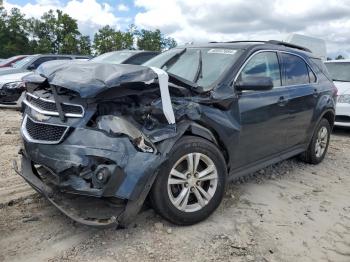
{"left": 3, "top": 0, "right": 350, "bottom": 58}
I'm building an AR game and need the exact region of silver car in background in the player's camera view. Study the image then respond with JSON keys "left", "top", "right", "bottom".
{"left": 325, "top": 60, "right": 350, "bottom": 127}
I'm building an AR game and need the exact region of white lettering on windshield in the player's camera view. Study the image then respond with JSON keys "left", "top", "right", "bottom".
{"left": 208, "top": 49, "right": 237, "bottom": 55}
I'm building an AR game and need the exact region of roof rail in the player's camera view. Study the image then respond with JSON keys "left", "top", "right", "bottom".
{"left": 266, "top": 40, "right": 311, "bottom": 53}
{"left": 209, "top": 40, "right": 266, "bottom": 44}
{"left": 208, "top": 40, "right": 312, "bottom": 53}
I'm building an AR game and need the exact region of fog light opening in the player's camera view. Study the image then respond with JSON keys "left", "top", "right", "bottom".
{"left": 95, "top": 167, "right": 110, "bottom": 184}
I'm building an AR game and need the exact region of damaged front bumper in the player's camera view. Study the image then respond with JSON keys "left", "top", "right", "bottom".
{"left": 13, "top": 156, "right": 123, "bottom": 227}
{"left": 18, "top": 112, "right": 167, "bottom": 227}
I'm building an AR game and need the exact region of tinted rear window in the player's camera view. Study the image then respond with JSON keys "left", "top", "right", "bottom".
{"left": 281, "top": 53, "right": 309, "bottom": 85}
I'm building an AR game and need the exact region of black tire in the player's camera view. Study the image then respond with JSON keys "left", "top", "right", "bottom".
{"left": 150, "top": 136, "right": 227, "bottom": 225}
{"left": 300, "top": 118, "right": 331, "bottom": 164}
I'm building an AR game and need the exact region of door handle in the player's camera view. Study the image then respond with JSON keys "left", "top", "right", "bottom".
{"left": 278, "top": 96, "right": 288, "bottom": 106}
{"left": 313, "top": 88, "right": 319, "bottom": 97}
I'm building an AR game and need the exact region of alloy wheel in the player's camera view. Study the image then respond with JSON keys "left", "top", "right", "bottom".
{"left": 315, "top": 126, "right": 328, "bottom": 158}
{"left": 167, "top": 153, "right": 218, "bottom": 212}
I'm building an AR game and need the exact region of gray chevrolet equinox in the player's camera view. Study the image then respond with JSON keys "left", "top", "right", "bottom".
{"left": 16, "top": 40, "right": 337, "bottom": 227}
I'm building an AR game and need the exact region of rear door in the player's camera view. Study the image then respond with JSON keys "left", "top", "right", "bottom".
{"left": 279, "top": 52, "right": 317, "bottom": 148}
{"left": 232, "top": 51, "right": 291, "bottom": 168}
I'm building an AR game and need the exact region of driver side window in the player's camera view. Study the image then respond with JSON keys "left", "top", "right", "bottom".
{"left": 239, "top": 52, "right": 281, "bottom": 87}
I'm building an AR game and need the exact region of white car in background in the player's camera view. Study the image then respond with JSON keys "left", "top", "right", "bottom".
{"left": 324, "top": 60, "right": 350, "bottom": 127}
{"left": 0, "top": 71, "right": 31, "bottom": 108}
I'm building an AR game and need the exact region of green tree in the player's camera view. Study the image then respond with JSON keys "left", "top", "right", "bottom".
{"left": 93, "top": 25, "right": 134, "bottom": 55}
{"left": 78, "top": 35, "right": 92, "bottom": 55}
{"left": 29, "top": 9, "right": 90, "bottom": 54}
{"left": 164, "top": 37, "right": 177, "bottom": 49}
{"left": 0, "top": 7, "right": 31, "bottom": 58}
{"left": 136, "top": 28, "right": 177, "bottom": 51}
{"left": 335, "top": 54, "right": 344, "bottom": 60}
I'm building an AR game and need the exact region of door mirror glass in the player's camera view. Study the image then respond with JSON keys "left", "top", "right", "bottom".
{"left": 236, "top": 51, "right": 281, "bottom": 91}
{"left": 235, "top": 76, "right": 273, "bottom": 91}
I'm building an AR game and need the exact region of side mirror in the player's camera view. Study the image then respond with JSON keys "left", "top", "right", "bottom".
{"left": 235, "top": 76, "right": 274, "bottom": 91}
{"left": 27, "top": 64, "right": 36, "bottom": 71}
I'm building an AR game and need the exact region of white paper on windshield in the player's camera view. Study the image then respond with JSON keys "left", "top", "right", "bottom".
{"left": 208, "top": 49, "right": 237, "bottom": 55}
{"left": 150, "top": 67, "right": 176, "bottom": 125}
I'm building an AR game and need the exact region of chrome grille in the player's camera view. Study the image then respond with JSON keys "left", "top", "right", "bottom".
{"left": 22, "top": 115, "right": 69, "bottom": 144}
{"left": 24, "top": 93, "right": 84, "bottom": 117}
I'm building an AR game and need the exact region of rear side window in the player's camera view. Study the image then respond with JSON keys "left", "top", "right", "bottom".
{"left": 281, "top": 53, "right": 309, "bottom": 85}
{"left": 238, "top": 51, "right": 281, "bottom": 87}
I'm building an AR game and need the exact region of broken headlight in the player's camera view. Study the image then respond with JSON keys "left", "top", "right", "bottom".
{"left": 96, "top": 115, "right": 155, "bottom": 153}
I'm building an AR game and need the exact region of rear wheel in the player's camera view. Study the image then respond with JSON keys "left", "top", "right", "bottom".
{"left": 300, "top": 118, "right": 331, "bottom": 164}
{"left": 150, "top": 136, "right": 227, "bottom": 225}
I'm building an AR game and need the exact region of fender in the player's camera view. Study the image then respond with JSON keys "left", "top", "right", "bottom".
{"left": 305, "top": 89, "right": 336, "bottom": 145}
{"left": 306, "top": 108, "right": 335, "bottom": 147}
{"left": 187, "top": 123, "right": 218, "bottom": 145}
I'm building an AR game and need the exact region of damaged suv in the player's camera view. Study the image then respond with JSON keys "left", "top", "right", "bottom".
{"left": 16, "top": 41, "right": 336, "bottom": 227}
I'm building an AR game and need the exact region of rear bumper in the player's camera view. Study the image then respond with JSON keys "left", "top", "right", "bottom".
{"left": 335, "top": 103, "right": 350, "bottom": 127}
{"left": 14, "top": 155, "right": 123, "bottom": 227}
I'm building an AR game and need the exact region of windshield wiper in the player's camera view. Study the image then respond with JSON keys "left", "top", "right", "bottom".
{"left": 193, "top": 50, "right": 203, "bottom": 83}
{"left": 160, "top": 48, "right": 186, "bottom": 70}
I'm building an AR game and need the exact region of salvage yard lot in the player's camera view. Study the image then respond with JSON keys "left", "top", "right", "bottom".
{"left": 0, "top": 109, "right": 349, "bottom": 262}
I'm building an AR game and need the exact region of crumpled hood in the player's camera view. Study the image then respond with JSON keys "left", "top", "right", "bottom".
{"left": 333, "top": 81, "right": 350, "bottom": 95}
{"left": 24, "top": 62, "right": 158, "bottom": 98}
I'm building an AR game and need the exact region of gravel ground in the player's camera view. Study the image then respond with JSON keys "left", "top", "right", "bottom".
{"left": 0, "top": 109, "right": 349, "bottom": 262}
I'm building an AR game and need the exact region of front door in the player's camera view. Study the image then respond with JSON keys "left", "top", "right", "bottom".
{"left": 231, "top": 51, "right": 291, "bottom": 169}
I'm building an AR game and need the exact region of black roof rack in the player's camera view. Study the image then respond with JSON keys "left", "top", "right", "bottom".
{"left": 208, "top": 40, "right": 311, "bottom": 53}
{"left": 209, "top": 40, "right": 266, "bottom": 44}
{"left": 266, "top": 40, "right": 311, "bottom": 53}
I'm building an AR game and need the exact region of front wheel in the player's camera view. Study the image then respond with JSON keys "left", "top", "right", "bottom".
{"left": 150, "top": 136, "right": 227, "bottom": 225}
{"left": 300, "top": 118, "right": 331, "bottom": 164}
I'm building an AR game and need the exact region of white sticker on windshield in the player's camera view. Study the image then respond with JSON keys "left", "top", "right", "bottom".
{"left": 208, "top": 49, "right": 237, "bottom": 55}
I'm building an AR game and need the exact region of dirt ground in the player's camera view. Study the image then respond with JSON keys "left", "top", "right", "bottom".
{"left": 0, "top": 109, "right": 349, "bottom": 262}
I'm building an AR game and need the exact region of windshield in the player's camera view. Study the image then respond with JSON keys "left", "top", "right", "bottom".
{"left": 91, "top": 52, "right": 135, "bottom": 64}
{"left": 144, "top": 47, "right": 242, "bottom": 91}
{"left": 325, "top": 62, "right": 350, "bottom": 82}
{"left": 12, "top": 56, "right": 34, "bottom": 68}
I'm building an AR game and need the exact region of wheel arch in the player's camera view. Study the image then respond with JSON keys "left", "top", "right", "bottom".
{"left": 183, "top": 123, "right": 230, "bottom": 169}
{"left": 322, "top": 109, "right": 335, "bottom": 128}
{"left": 307, "top": 108, "right": 335, "bottom": 147}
